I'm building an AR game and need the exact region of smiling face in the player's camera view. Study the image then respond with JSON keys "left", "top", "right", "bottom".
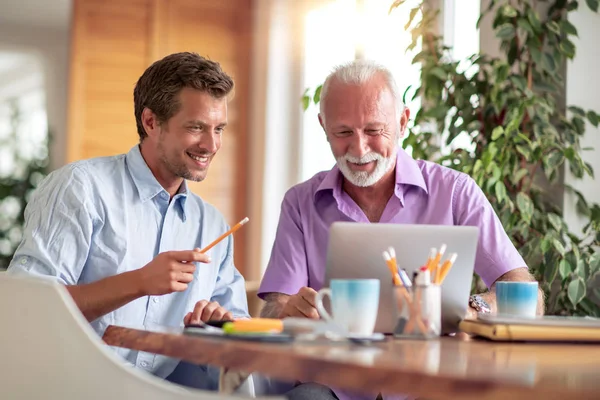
{"left": 141, "top": 87, "right": 227, "bottom": 186}
{"left": 318, "top": 74, "right": 409, "bottom": 188}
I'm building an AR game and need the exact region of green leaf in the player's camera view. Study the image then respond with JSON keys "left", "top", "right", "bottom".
{"left": 546, "top": 150, "right": 564, "bottom": 170}
{"left": 559, "top": 259, "right": 572, "bottom": 280}
{"left": 541, "top": 238, "right": 551, "bottom": 254}
{"left": 587, "top": 111, "right": 599, "bottom": 127}
{"left": 527, "top": 9, "right": 542, "bottom": 32}
{"left": 560, "top": 40, "right": 576, "bottom": 58}
{"left": 568, "top": 277, "right": 586, "bottom": 306}
{"left": 529, "top": 47, "right": 542, "bottom": 65}
{"left": 491, "top": 126, "right": 504, "bottom": 141}
{"left": 496, "top": 24, "right": 516, "bottom": 40}
{"left": 579, "top": 298, "right": 600, "bottom": 317}
{"left": 564, "top": 147, "right": 576, "bottom": 161}
{"left": 313, "top": 85, "right": 322, "bottom": 104}
{"left": 589, "top": 252, "right": 600, "bottom": 274}
{"left": 577, "top": 259, "right": 587, "bottom": 280}
{"left": 429, "top": 67, "right": 447, "bottom": 81}
{"left": 516, "top": 145, "right": 531, "bottom": 159}
{"left": 569, "top": 106, "right": 586, "bottom": 117}
{"left": 517, "top": 18, "right": 533, "bottom": 34}
{"left": 553, "top": 239, "right": 566, "bottom": 256}
{"left": 513, "top": 168, "right": 529, "bottom": 184}
{"left": 516, "top": 192, "right": 534, "bottom": 223}
{"left": 404, "top": 7, "right": 420, "bottom": 30}
{"left": 501, "top": 4, "right": 518, "bottom": 17}
{"left": 495, "top": 181, "right": 507, "bottom": 204}
{"left": 301, "top": 94, "right": 310, "bottom": 111}
{"left": 388, "top": 0, "right": 407, "bottom": 14}
{"left": 548, "top": 213, "right": 563, "bottom": 231}
{"left": 560, "top": 20, "right": 578, "bottom": 36}
{"left": 547, "top": 21, "right": 561, "bottom": 35}
{"left": 567, "top": 1, "right": 579, "bottom": 11}
{"left": 584, "top": 162, "right": 594, "bottom": 178}
{"left": 586, "top": 0, "right": 599, "bottom": 12}
{"left": 542, "top": 53, "right": 557, "bottom": 72}
{"left": 545, "top": 258, "right": 559, "bottom": 283}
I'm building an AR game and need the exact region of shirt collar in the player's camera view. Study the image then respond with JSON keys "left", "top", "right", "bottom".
{"left": 125, "top": 145, "right": 189, "bottom": 217}
{"left": 314, "top": 147, "right": 428, "bottom": 204}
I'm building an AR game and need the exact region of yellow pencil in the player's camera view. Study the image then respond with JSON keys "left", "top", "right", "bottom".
{"left": 383, "top": 251, "right": 402, "bottom": 286}
{"left": 200, "top": 217, "right": 249, "bottom": 254}
{"left": 437, "top": 253, "right": 457, "bottom": 284}
{"left": 425, "top": 247, "right": 437, "bottom": 271}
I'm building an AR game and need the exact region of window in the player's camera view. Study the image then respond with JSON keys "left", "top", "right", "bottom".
{"left": 0, "top": 51, "right": 47, "bottom": 265}
{"left": 441, "top": 0, "right": 481, "bottom": 154}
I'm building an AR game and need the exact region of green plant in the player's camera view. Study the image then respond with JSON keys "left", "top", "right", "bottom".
{"left": 0, "top": 99, "right": 49, "bottom": 269}
{"left": 303, "top": 0, "right": 600, "bottom": 316}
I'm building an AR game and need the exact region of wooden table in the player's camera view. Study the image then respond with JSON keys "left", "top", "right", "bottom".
{"left": 103, "top": 325, "right": 600, "bottom": 400}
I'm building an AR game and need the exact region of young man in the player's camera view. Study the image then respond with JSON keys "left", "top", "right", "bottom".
{"left": 8, "top": 52, "right": 248, "bottom": 389}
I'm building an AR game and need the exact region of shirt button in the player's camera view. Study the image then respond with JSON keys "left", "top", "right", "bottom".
{"left": 153, "top": 297, "right": 158, "bottom": 303}
{"left": 160, "top": 192, "right": 168, "bottom": 200}
{"left": 20, "top": 257, "right": 28, "bottom": 265}
{"left": 140, "top": 361, "right": 148, "bottom": 367}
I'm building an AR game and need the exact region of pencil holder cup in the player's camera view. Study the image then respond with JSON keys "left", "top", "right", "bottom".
{"left": 393, "top": 284, "right": 441, "bottom": 339}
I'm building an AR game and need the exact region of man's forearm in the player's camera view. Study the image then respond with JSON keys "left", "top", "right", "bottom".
{"left": 66, "top": 270, "right": 144, "bottom": 322}
{"left": 260, "top": 293, "right": 288, "bottom": 318}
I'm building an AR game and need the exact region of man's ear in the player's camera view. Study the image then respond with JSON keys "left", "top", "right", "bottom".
{"left": 318, "top": 113, "right": 330, "bottom": 142}
{"left": 399, "top": 107, "right": 411, "bottom": 138}
{"left": 141, "top": 108, "right": 160, "bottom": 139}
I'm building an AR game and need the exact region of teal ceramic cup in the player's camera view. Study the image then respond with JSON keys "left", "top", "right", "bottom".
{"left": 315, "top": 279, "right": 380, "bottom": 336}
{"left": 496, "top": 281, "right": 538, "bottom": 318}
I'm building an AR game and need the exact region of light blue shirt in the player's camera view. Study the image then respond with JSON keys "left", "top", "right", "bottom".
{"left": 8, "top": 145, "right": 249, "bottom": 380}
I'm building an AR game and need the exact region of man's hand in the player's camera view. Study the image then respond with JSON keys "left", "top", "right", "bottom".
{"left": 137, "top": 249, "right": 210, "bottom": 296}
{"left": 279, "top": 287, "right": 320, "bottom": 319}
{"left": 184, "top": 300, "right": 233, "bottom": 325}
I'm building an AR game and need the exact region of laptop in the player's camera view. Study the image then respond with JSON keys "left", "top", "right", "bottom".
{"left": 324, "top": 222, "right": 479, "bottom": 334}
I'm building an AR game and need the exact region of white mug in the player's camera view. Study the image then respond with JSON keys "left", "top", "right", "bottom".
{"left": 315, "top": 279, "right": 380, "bottom": 336}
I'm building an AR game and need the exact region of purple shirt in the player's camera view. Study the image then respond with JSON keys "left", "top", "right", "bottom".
{"left": 258, "top": 148, "right": 525, "bottom": 400}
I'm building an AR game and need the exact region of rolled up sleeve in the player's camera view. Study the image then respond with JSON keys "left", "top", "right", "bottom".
{"left": 453, "top": 174, "right": 526, "bottom": 288}
{"left": 258, "top": 187, "right": 308, "bottom": 299}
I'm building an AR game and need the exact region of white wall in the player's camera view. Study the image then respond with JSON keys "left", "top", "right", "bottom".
{"left": 0, "top": 22, "right": 70, "bottom": 170}
{"left": 564, "top": 7, "right": 600, "bottom": 235}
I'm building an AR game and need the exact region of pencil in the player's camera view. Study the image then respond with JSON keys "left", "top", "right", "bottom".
{"left": 199, "top": 217, "right": 249, "bottom": 254}
{"left": 383, "top": 251, "right": 402, "bottom": 286}
{"left": 425, "top": 248, "right": 437, "bottom": 271}
{"left": 430, "top": 244, "right": 446, "bottom": 272}
{"left": 437, "top": 253, "right": 457, "bottom": 284}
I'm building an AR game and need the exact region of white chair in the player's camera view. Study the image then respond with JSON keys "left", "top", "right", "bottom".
{"left": 0, "top": 274, "right": 281, "bottom": 400}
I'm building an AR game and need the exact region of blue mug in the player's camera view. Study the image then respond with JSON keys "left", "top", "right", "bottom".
{"left": 315, "top": 279, "right": 380, "bottom": 336}
{"left": 496, "top": 281, "right": 538, "bottom": 318}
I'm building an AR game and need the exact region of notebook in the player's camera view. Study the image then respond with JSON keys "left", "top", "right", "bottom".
{"left": 459, "top": 315, "right": 600, "bottom": 342}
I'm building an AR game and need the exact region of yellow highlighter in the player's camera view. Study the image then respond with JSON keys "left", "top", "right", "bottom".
{"left": 222, "top": 318, "right": 284, "bottom": 334}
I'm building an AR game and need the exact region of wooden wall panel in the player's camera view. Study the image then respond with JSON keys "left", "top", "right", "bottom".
{"left": 67, "top": 0, "right": 252, "bottom": 276}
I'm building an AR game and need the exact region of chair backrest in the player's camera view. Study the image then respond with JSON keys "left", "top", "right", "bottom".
{"left": 0, "top": 274, "right": 274, "bottom": 399}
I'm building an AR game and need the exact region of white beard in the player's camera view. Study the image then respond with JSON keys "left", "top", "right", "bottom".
{"left": 336, "top": 151, "right": 395, "bottom": 187}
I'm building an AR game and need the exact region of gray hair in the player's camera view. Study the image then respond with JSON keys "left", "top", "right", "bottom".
{"left": 319, "top": 59, "right": 404, "bottom": 121}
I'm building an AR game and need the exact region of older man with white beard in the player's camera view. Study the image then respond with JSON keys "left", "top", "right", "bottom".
{"left": 258, "top": 60, "right": 542, "bottom": 400}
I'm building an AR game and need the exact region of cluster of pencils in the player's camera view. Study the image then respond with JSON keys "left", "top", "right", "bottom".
{"left": 423, "top": 244, "right": 457, "bottom": 285}
{"left": 382, "top": 244, "right": 457, "bottom": 287}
